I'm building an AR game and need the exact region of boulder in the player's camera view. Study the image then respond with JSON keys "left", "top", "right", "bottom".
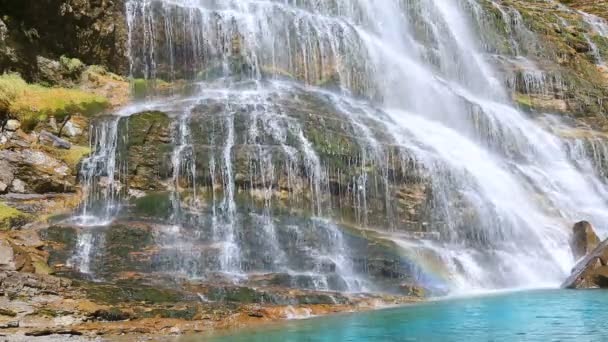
{"left": 570, "top": 221, "right": 600, "bottom": 260}
{"left": 38, "top": 130, "right": 72, "bottom": 150}
{"left": 10, "top": 179, "right": 26, "bottom": 193}
{"left": 62, "top": 120, "right": 83, "bottom": 138}
{"left": 0, "top": 238, "right": 15, "bottom": 271}
{"left": 36, "top": 56, "right": 64, "bottom": 85}
{"left": 4, "top": 120, "right": 21, "bottom": 132}
{"left": 562, "top": 238, "right": 608, "bottom": 289}
{"left": 0, "top": 149, "right": 75, "bottom": 193}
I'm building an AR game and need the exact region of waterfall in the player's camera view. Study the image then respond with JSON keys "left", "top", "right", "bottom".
{"left": 74, "top": 0, "right": 608, "bottom": 293}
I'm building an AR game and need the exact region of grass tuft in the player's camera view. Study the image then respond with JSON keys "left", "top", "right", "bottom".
{"left": 0, "top": 73, "right": 110, "bottom": 131}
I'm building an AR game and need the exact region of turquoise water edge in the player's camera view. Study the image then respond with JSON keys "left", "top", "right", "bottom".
{"left": 193, "top": 290, "right": 608, "bottom": 342}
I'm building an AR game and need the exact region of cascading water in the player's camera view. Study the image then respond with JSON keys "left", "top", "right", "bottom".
{"left": 76, "top": 0, "right": 608, "bottom": 293}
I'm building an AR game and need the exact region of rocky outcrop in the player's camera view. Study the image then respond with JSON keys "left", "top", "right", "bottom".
{"left": 562, "top": 238, "right": 608, "bottom": 288}
{"left": 562, "top": 220, "right": 608, "bottom": 288}
{"left": 0, "top": 0, "right": 127, "bottom": 80}
{"left": 570, "top": 220, "right": 600, "bottom": 260}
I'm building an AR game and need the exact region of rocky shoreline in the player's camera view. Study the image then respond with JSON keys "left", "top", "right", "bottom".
{"left": 0, "top": 223, "right": 421, "bottom": 340}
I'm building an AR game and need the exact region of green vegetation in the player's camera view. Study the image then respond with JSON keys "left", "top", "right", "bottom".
{"left": 131, "top": 78, "right": 171, "bottom": 99}
{"left": 59, "top": 55, "right": 85, "bottom": 76}
{"left": 0, "top": 202, "right": 29, "bottom": 230}
{"left": 47, "top": 145, "right": 91, "bottom": 169}
{"left": 0, "top": 73, "right": 109, "bottom": 131}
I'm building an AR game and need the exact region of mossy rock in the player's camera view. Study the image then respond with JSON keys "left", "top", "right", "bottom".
{"left": 0, "top": 203, "right": 30, "bottom": 230}
{"left": 205, "top": 286, "right": 276, "bottom": 304}
{"left": 139, "top": 306, "right": 198, "bottom": 320}
{"left": 92, "top": 307, "right": 131, "bottom": 321}
{"left": 131, "top": 78, "right": 177, "bottom": 99}
{"left": 45, "top": 145, "right": 91, "bottom": 171}
{"left": 130, "top": 192, "right": 173, "bottom": 220}
{"left": 81, "top": 281, "right": 185, "bottom": 305}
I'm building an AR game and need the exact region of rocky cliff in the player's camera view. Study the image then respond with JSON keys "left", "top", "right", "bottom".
{"left": 1, "top": 0, "right": 608, "bottom": 339}
{"left": 0, "top": 0, "right": 127, "bottom": 80}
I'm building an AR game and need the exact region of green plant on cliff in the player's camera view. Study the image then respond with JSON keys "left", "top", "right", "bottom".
{"left": 0, "top": 73, "right": 110, "bottom": 131}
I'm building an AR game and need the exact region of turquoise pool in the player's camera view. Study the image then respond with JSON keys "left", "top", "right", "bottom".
{"left": 197, "top": 290, "right": 608, "bottom": 342}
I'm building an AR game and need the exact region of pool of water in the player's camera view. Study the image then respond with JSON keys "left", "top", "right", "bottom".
{"left": 193, "top": 290, "right": 608, "bottom": 342}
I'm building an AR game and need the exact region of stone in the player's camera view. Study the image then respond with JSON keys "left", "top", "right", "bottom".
{"left": 399, "top": 283, "right": 426, "bottom": 298}
{"left": 0, "top": 149, "right": 75, "bottom": 194}
{"left": 10, "top": 179, "right": 26, "bottom": 194}
{"left": 562, "top": 239, "right": 608, "bottom": 289}
{"left": 62, "top": 120, "right": 83, "bottom": 138}
{"left": 36, "top": 56, "right": 64, "bottom": 85}
{"left": 0, "top": 238, "right": 15, "bottom": 271}
{"left": 570, "top": 221, "right": 600, "bottom": 260}
{"left": 0, "top": 321, "right": 19, "bottom": 329}
{"left": 4, "top": 120, "right": 21, "bottom": 132}
{"left": 38, "top": 130, "right": 72, "bottom": 150}
{"left": 0, "top": 182, "right": 7, "bottom": 193}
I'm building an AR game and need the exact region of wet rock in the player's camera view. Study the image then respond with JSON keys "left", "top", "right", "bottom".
{"left": 399, "top": 283, "right": 426, "bottom": 298}
{"left": 570, "top": 221, "right": 600, "bottom": 260}
{"left": 124, "top": 111, "right": 173, "bottom": 190}
{"left": 4, "top": 120, "right": 21, "bottom": 132}
{"left": 39, "top": 131, "right": 72, "bottom": 150}
{"left": 562, "top": 238, "right": 608, "bottom": 289}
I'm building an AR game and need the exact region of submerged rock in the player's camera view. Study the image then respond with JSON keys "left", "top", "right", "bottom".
{"left": 570, "top": 221, "right": 600, "bottom": 260}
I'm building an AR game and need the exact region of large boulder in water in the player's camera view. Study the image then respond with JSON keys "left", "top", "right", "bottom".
{"left": 570, "top": 221, "right": 600, "bottom": 260}
{"left": 562, "top": 238, "right": 608, "bottom": 289}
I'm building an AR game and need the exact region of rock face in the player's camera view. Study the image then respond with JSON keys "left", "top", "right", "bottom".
{"left": 0, "top": 0, "right": 127, "bottom": 79}
{"left": 570, "top": 221, "right": 601, "bottom": 260}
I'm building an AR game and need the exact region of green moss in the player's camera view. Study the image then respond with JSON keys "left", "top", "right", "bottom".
{"left": 126, "top": 111, "right": 171, "bottom": 145}
{"left": 0, "top": 203, "right": 30, "bottom": 230}
{"left": 0, "top": 309, "right": 17, "bottom": 317}
{"left": 514, "top": 93, "right": 533, "bottom": 111}
{"left": 131, "top": 192, "right": 173, "bottom": 219}
{"left": 59, "top": 56, "right": 85, "bottom": 75}
{"left": 205, "top": 286, "right": 275, "bottom": 304}
{"left": 139, "top": 306, "right": 198, "bottom": 320}
{"left": 48, "top": 145, "right": 91, "bottom": 169}
{"left": 82, "top": 281, "right": 184, "bottom": 305}
{"left": 93, "top": 307, "right": 131, "bottom": 321}
{"left": 131, "top": 78, "right": 171, "bottom": 99}
{"left": 32, "top": 256, "right": 54, "bottom": 275}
